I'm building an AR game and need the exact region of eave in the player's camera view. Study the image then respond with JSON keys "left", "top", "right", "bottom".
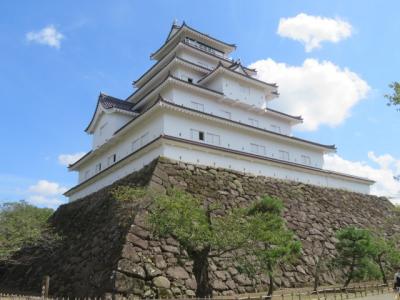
{"left": 160, "top": 99, "right": 333, "bottom": 152}
{"left": 134, "top": 41, "right": 255, "bottom": 89}
{"left": 128, "top": 55, "right": 212, "bottom": 103}
{"left": 72, "top": 97, "right": 331, "bottom": 171}
{"left": 65, "top": 134, "right": 373, "bottom": 197}
{"left": 129, "top": 74, "right": 224, "bottom": 110}
{"left": 198, "top": 63, "right": 277, "bottom": 91}
{"left": 151, "top": 22, "right": 236, "bottom": 61}
{"left": 85, "top": 94, "right": 137, "bottom": 134}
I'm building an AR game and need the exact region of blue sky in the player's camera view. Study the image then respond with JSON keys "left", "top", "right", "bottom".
{"left": 1, "top": 0, "right": 399, "bottom": 208}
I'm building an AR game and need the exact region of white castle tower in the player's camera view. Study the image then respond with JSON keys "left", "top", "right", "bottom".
{"left": 65, "top": 22, "right": 373, "bottom": 201}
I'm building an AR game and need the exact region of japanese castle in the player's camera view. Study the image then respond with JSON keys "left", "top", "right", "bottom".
{"left": 65, "top": 22, "right": 374, "bottom": 201}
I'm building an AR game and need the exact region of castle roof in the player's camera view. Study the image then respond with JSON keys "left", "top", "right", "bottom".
{"left": 85, "top": 93, "right": 137, "bottom": 133}
{"left": 198, "top": 62, "right": 277, "bottom": 89}
{"left": 151, "top": 22, "right": 236, "bottom": 61}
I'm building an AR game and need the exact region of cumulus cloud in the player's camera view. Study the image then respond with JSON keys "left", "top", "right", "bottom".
{"left": 249, "top": 58, "right": 370, "bottom": 131}
{"left": 324, "top": 153, "right": 400, "bottom": 204}
{"left": 277, "top": 13, "right": 352, "bottom": 52}
{"left": 58, "top": 152, "right": 86, "bottom": 166}
{"left": 27, "top": 180, "right": 68, "bottom": 209}
{"left": 26, "top": 25, "right": 64, "bottom": 49}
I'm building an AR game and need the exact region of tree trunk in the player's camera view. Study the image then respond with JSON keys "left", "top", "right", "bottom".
{"left": 343, "top": 255, "right": 356, "bottom": 288}
{"left": 377, "top": 258, "right": 387, "bottom": 285}
{"left": 267, "top": 273, "right": 274, "bottom": 297}
{"left": 343, "top": 267, "right": 354, "bottom": 288}
{"left": 192, "top": 247, "right": 212, "bottom": 298}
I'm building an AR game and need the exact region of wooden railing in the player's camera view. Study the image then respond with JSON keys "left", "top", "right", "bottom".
{"left": 0, "top": 282, "right": 395, "bottom": 300}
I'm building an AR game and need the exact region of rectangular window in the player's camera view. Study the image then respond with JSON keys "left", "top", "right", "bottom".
{"left": 84, "top": 170, "right": 90, "bottom": 180}
{"left": 270, "top": 124, "right": 281, "bottom": 133}
{"left": 187, "top": 78, "right": 193, "bottom": 83}
{"left": 140, "top": 132, "right": 149, "bottom": 145}
{"left": 206, "top": 133, "right": 220, "bottom": 145}
{"left": 107, "top": 154, "right": 117, "bottom": 166}
{"left": 131, "top": 138, "right": 140, "bottom": 152}
{"left": 248, "top": 118, "right": 259, "bottom": 127}
{"left": 250, "top": 143, "right": 266, "bottom": 155}
{"left": 95, "top": 163, "right": 102, "bottom": 173}
{"left": 279, "top": 150, "right": 290, "bottom": 161}
{"left": 191, "top": 129, "right": 205, "bottom": 141}
{"left": 99, "top": 122, "right": 108, "bottom": 136}
{"left": 191, "top": 101, "right": 204, "bottom": 112}
{"left": 240, "top": 84, "right": 250, "bottom": 95}
{"left": 301, "top": 155, "right": 311, "bottom": 165}
{"left": 220, "top": 110, "right": 232, "bottom": 119}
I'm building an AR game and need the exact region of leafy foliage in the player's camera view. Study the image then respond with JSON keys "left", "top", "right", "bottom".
{"left": 385, "top": 81, "right": 400, "bottom": 110}
{"left": 239, "top": 195, "right": 301, "bottom": 296}
{"left": 370, "top": 234, "right": 400, "bottom": 284}
{"left": 149, "top": 189, "right": 250, "bottom": 297}
{"left": 334, "top": 226, "right": 379, "bottom": 286}
{"left": 0, "top": 201, "right": 54, "bottom": 260}
{"left": 149, "top": 189, "right": 249, "bottom": 256}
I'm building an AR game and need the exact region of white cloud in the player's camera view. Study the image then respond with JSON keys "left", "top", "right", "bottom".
{"left": 27, "top": 180, "right": 68, "bottom": 209}
{"left": 28, "top": 180, "right": 67, "bottom": 196}
{"left": 249, "top": 58, "right": 370, "bottom": 131}
{"left": 26, "top": 25, "right": 64, "bottom": 49}
{"left": 27, "top": 195, "right": 65, "bottom": 208}
{"left": 58, "top": 152, "right": 86, "bottom": 166}
{"left": 277, "top": 13, "right": 352, "bottom": 52}
{"left": 324, "top": 153, "right": 400, "bottom": 204}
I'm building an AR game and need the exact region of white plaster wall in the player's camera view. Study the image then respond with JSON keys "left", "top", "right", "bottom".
{"left": 162, "top": 110, "right": 323, "bottom": 168}
{"left": 171, "top": 64, "right": 205, "bottom": 83}
{"left": 79, "top": 110, "right": 165, "bottom": 183}
{"left": 170, "top": 87, "right": 292, "bottom": 135}
{"left": 70, "top": 146, "right": 165, "bottom": 201}
{"left": 177, "top": 48, "right": 216, "bottom": 70}
{"left": 220, "top": 76, "right": 266, "bottom": 108}
{"left": 92, "top": 113, "right": 133, "bottom": 149}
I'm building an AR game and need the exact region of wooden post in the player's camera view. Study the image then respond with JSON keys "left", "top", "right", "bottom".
{"left": 42, "top": 275, "right": 50, "bottom": 298}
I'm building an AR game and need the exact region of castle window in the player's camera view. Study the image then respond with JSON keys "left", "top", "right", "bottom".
{"left": 187, "top": 77, "right": 193, "bottom": 83}
{"left": 140, "top": 132, "right": 149, "bottom": 145}
{"left": 270, "top": 124, "right": 281, "bottom": 133}
{"left": 107, "top": 154, "right": 117, "bottom": 166}
{"left": 95, "top": 163, "right": 102, "bottom": 173}
{"left": 220, "top": 110, "right": 231, "bottom": 119}
{"left": 279, "top": 150, "right": 290, "bottom": 161}
{"left": 99, "top": 122, "right": 108, "bottom": 136}
{"left": 206, "top": 133, "right": 220, "bottom": 146}
{"left": 84, "top": 170, "right": 90, "bottom": 179}
{"left": 301, "top": 155, "right": 311, "bottom": 165}
{"left": 191, "top": 129, "right": 205, "bottom": 141}
{"left": 240, "top": 84, "right": 250, "bottom": 95}
{"left": 191, "top": 101, "right": 204, "bottom": 112}
{"left": 132, "top": 138, "right": 140, "bottom": 152}
{"left": 250, "top": 143, "right": 266, "bottom": 155}
{"left": 248, "top": 117, "right": 259, "bottom": 127}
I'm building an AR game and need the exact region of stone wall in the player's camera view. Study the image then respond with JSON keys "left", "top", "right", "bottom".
{"left": 0, "top": 157, "right": 398, "bottom": 298}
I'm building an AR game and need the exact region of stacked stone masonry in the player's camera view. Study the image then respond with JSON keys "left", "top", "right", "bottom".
{"left": 0, "top": 157, "right": 398, "bottom": 298}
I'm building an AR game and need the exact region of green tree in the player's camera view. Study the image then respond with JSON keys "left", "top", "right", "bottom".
{"left": 0, "top": 201, "right": 54, "bottom": 260}
{"left": 148, "top": 189, "right": 251, "bottom": 298}
{"left": 239, "top": 196, "right": 301, "bottom": 297}
{"left": 335, "top": 227, "right": 378, "bottom": 287}
{"left": 385, "top": 82, "right": 400, "bottom": 110}
{"left": 370, "top": 235, "right": 400, "bottom": 284}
